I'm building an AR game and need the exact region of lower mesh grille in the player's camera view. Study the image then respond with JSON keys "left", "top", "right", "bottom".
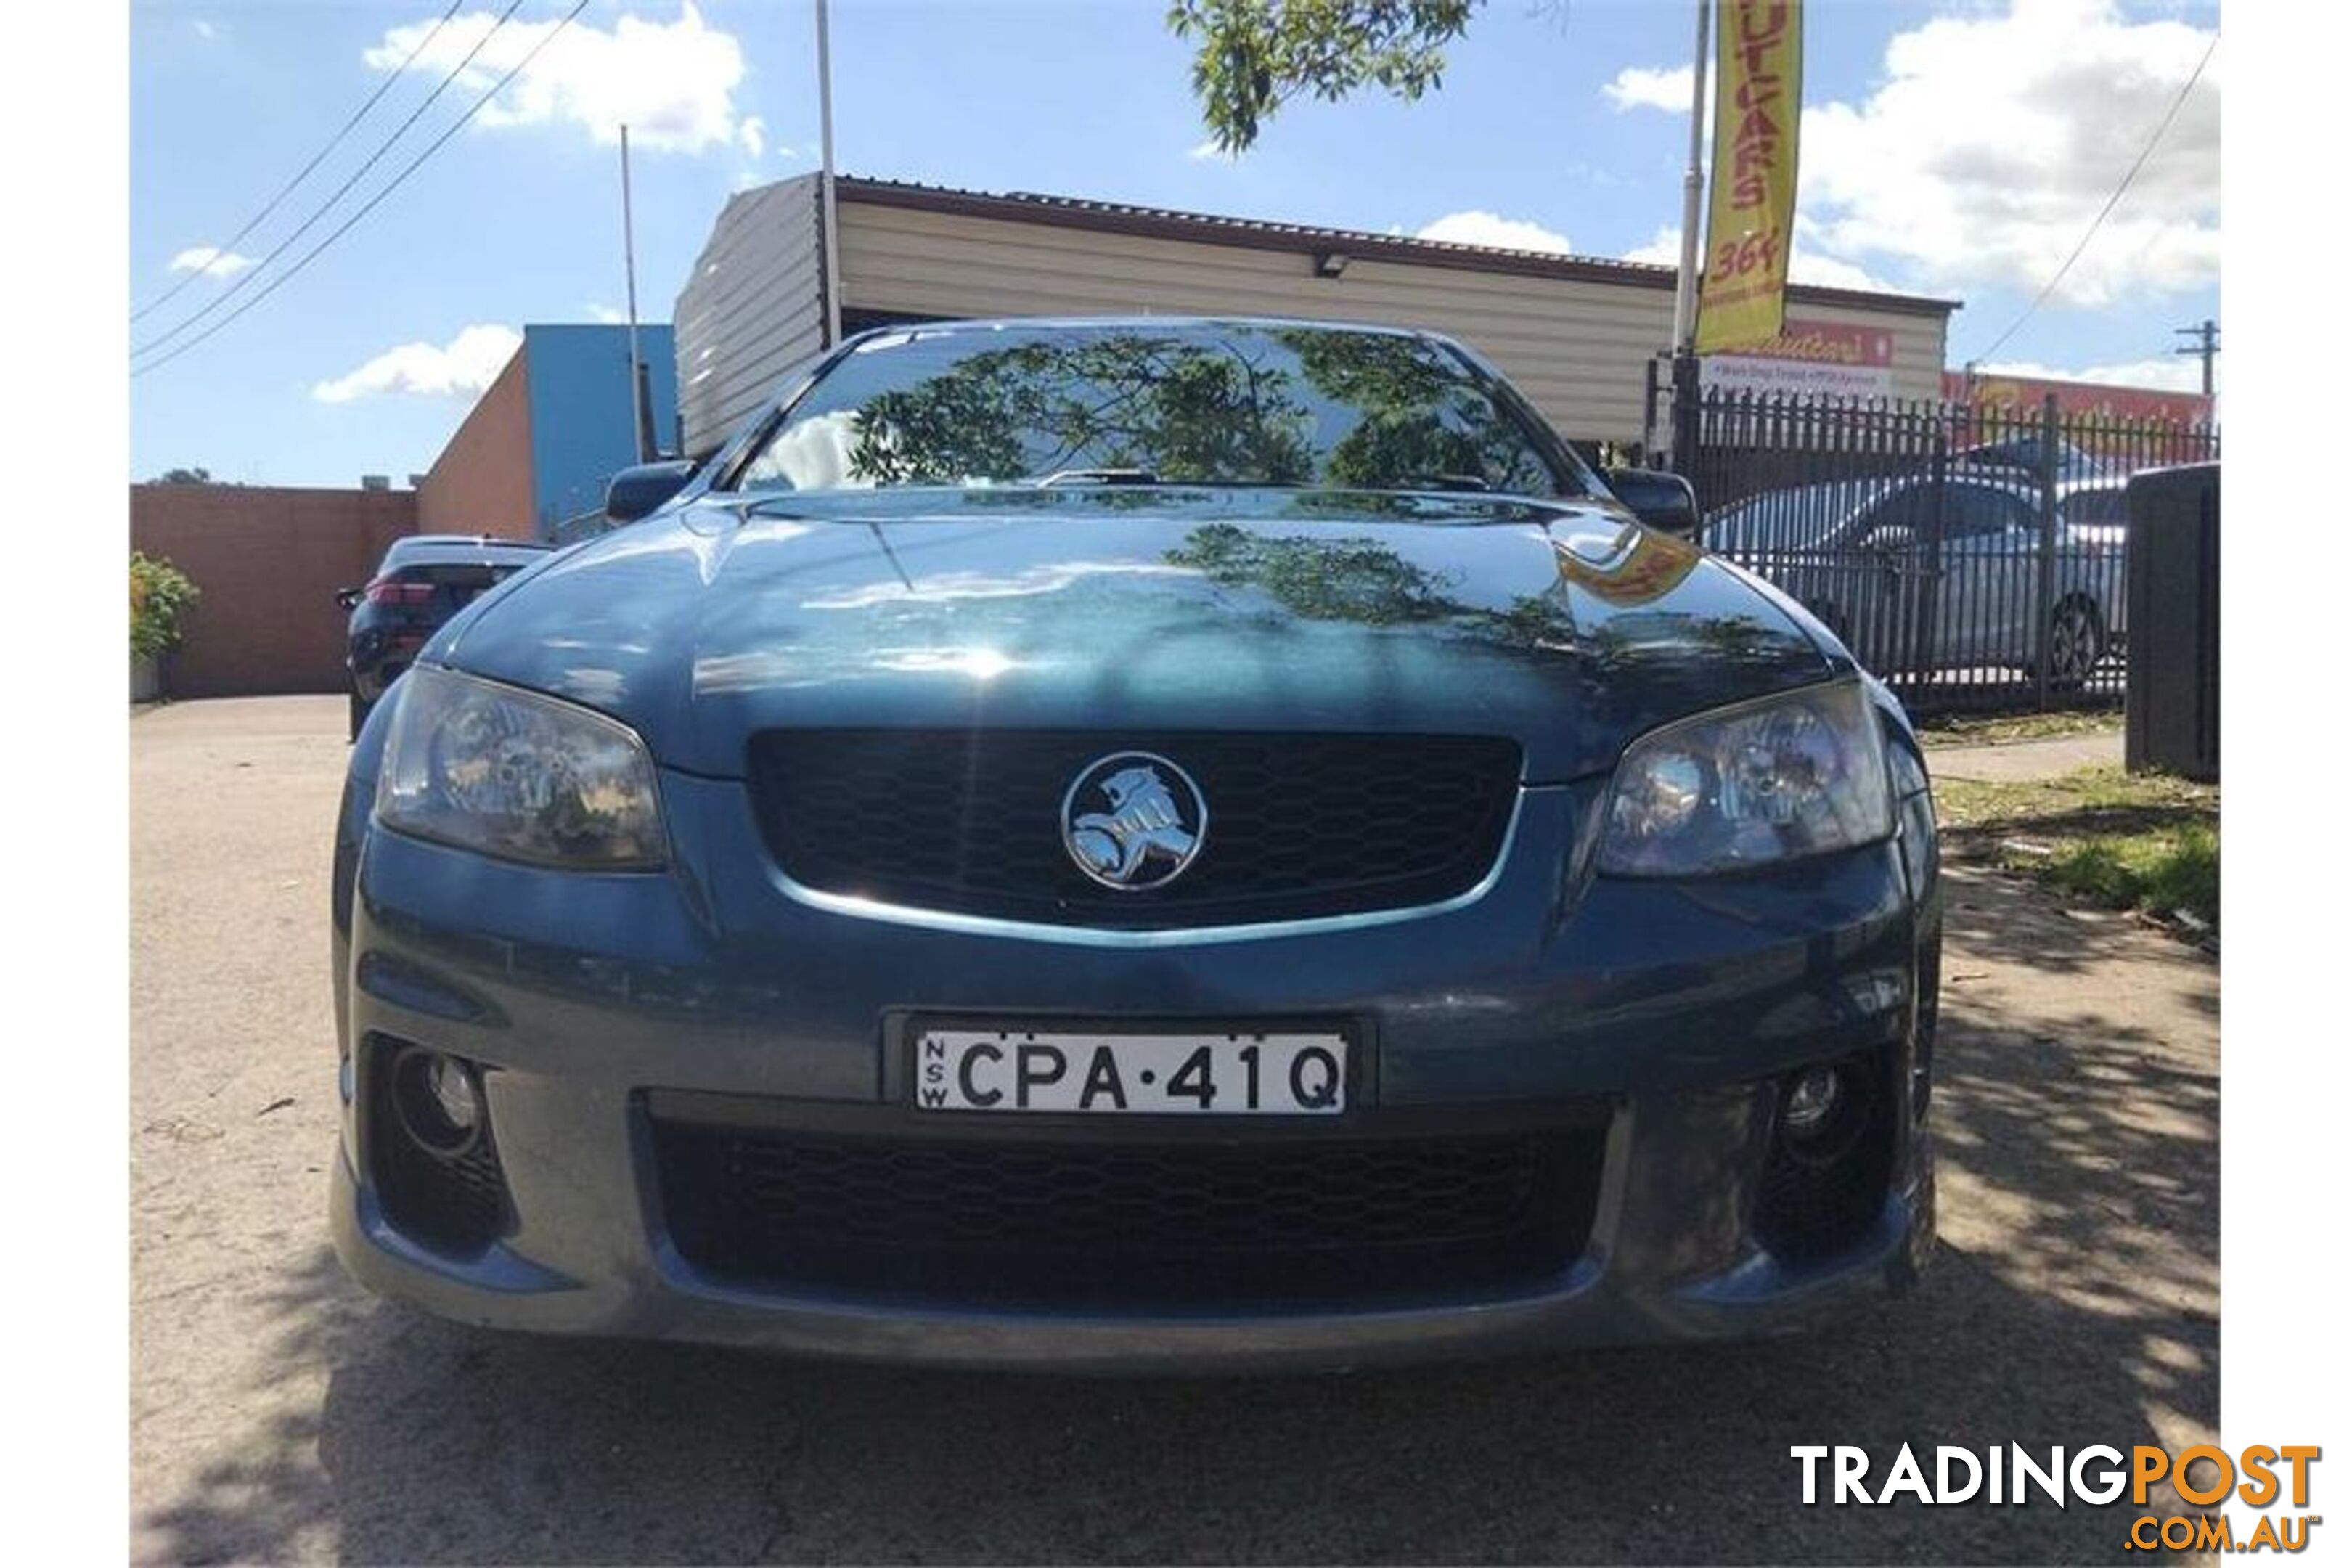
{"left": 1752, "top": 1050, "right": 1896, "bottom": 1264}
{"left": 649, "top": 1111, "right": 1606, "bottom": 1309}
{"left": 362, "top": 1035, "right": 509, "bottom": 1256}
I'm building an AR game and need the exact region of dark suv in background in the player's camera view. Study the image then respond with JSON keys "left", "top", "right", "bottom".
{"left": 337, "top": 535, "right": 552, "bottom": 738}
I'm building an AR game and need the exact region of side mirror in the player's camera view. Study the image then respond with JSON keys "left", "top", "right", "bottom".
{"left": 1603, "top": 467, "right": 1699, "bottom": 538}
{"left": 334, "top": 587, "right": 363, "bottom": 611}
{"left": 604, "top": 459, "right": 697, "bottom": 524}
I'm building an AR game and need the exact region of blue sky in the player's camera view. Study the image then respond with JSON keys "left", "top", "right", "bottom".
{"left": 128, "top": 0, "right": 2221, "bottom": 486}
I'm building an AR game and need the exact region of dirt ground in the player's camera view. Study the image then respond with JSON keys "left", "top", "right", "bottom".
{"left": 130, "top": 696, "right": 2218, "bottom": 1565}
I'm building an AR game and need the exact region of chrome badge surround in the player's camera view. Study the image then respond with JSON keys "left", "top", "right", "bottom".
{"left": 1060, "top": 751, "right": 1209, "bottom": 891}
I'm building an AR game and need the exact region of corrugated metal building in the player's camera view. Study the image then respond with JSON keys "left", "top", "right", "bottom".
{"left": 676, "top": 175, "right": 1959, "bottom": 457}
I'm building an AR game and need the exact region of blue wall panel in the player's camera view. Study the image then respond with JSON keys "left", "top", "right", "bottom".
{"left": 522, "top": 324, "right": 681, "bottom": 537}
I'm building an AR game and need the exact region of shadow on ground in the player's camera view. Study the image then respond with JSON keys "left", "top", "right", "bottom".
{"left": 139, "top": 878, "right": 2216, "bottom": 1567}
{"left": 1940, "top": 865, "right": 2202, "bottom": 981}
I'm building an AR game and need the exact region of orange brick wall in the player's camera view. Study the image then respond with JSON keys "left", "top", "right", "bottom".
{"left": 131, "top": 483, "right": 420, "bottom": 696}
{"left": 417, "top": 343, "right": 535, "bottom": 539}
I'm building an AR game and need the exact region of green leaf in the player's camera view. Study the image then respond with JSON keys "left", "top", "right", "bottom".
{"left": 131, "top": 550, "right": 200, "bottom": 659}
{"left": 1168, "top": 0, "right": 1481, "bottom": 152}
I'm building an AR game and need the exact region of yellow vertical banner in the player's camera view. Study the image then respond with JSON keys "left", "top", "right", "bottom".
{"left": 1694, "top": 0, "right": 1803, "bottom": 356}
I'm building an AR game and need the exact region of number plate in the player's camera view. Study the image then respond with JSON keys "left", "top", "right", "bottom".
{"left": 911, "top": 1028, "right": 1349, "bottom": 1116}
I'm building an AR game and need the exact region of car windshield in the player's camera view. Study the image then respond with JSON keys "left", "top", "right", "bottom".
{"left": 727, "top": 322, "right": 1586, "bottom": 499}
{"left": 2062, "top": 487, "right": 2127, "bottom": 526}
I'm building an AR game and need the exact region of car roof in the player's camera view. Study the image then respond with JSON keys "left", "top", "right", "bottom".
{"left": 383, "top": 534, "right": 552, "bottom": 562}
{"left": 1719, "top": 470, "right": 2033, "bottom": 515}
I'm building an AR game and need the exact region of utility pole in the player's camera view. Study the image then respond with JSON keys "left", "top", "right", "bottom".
{"left": 1668, "top": 0, "right": 1712, "bottom": 475}
{"left": 815, "top": 0, "right": 843, "bottom": 348}
{"left": 2174, "top": 319, "right": 2218, "bottom": 399}
{"left": 619, "top": 123, "right": 651, "bottom": 463}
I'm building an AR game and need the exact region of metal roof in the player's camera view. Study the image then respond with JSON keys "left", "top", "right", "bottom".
{"left": 833, "top": 175, "right": 1961, "bottom": 320}
{"left": 844, "top": 314, "right": 1433, "bottom": 339}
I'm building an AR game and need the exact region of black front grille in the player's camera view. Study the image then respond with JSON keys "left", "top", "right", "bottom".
{"left": 649, "top": 1114, "right": 1605, "bottom": 1309}
{"left": 746, "top": 729, "right": 1522, "bottom": 928}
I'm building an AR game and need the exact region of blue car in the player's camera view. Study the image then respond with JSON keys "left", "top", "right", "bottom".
{"left": 330, "top": 318, "right": 1941, "bottom": 1371}
{"left": 335, "top": 534, "right": 555, "bottom": 740}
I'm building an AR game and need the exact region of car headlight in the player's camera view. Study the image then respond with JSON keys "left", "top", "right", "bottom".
{"left": 376, "top": 666, "right": 667, "bottom": 870}
{"left": 1597, "top": 680, "right": 1893, "bottom": 876}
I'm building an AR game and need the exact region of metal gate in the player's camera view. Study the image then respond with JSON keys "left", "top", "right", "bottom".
{"left": 1665, "top": 386, "right": 2218, "bottom": 714}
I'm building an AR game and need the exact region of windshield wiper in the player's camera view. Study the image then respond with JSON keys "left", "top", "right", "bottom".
{"left": 1032, "top": 467, "right": 1161, "bottom": 486}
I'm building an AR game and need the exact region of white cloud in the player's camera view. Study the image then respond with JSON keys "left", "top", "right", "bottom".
{"left": 1603, "top": 64, "right": 1694, "bottom": 113}
{"left": 1415, "top": 211, "right": 1575, "bottom": 255}
{"left": 1187, "top": 137, "right": 1237, "bottom": 162}
{"left": 736, "top": 114, "right": 765, "bottom": 159}
{"left": 1621, "top": 230, "right": 1677, "bottom": 268}
{"left": 1600, "top": 6, "right": 2215, "bottom": 310}
{"left": 1782, "top": 213, "right": 1903, "bottom": 293}
{"left": 1784, "top": 252, "right": 1898, "bottom": 294}
{"left": 1602, "top": 61, "right": 1719, "bottom": 155}
{"left": 311, "top": 324, "right": 521, "bottom": 404}
{"left": 587, "top": 303, "right": 629, "bottom": 324}
{"left": 191, "top": 17, "right": 219, "bottom": 40}
{"left": 1622, "top": 225, "right": 1898, "bottom": 294}
{"left": 364, "top": 1, "right": 752, "bottom": 155}
{"left": 1980, "top": 354, "right": 2212, "bottom": 396}
{"left": 168, "top": 245, "right": 254, "bottom": 280}
{"left": 1800, "top": 1, "right": 2218, "bottom": 306}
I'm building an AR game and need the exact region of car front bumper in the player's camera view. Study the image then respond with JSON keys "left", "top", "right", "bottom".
{"left": 331, "top": 770, "right": 1940, "bottom": 1372}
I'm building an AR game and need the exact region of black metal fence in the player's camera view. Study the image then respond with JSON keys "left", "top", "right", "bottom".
{"left": 1671, "top": 388, "right": 2218, "bottom": 714}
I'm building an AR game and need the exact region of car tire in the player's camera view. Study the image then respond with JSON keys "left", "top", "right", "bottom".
{"left": 2041, "top": 595, "right": 2105, "bottom": 692}
{"left": 348, "top": 690, "right": 371, "bottom": 743}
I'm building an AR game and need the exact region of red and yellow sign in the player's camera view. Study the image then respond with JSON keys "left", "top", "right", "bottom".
{"left": 1941, "top": 370, "right": 2214, "bottom": 428}
{"left": 1741, "top": 321, "right": 1892, "bottom": 367}
{"left": 1704, "top": 317, "right": 1895, "bottom": 397}
{"left": 1695, "top": 0, "right": 1804, "bottom": 356}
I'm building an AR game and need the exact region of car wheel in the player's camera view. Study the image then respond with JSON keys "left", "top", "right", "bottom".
{"left": 348, "top": 690, "right": 371, "bottom": 743}
{"left": 2043, "top": 596, "right": 2105, "bottom": 691}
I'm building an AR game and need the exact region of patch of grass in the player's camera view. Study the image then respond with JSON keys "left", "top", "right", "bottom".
{"left": 2043, "top": 826, "right": 2218, "bottom": 927}
{"left": 1936, "top": 765, "right": 2218, "bottom": 932}
{"left": 1915, "top": 708, "right": 2124, "bottom": 748}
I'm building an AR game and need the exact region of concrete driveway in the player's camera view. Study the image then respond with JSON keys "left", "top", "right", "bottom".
{"left": 131, "top": 697, "right": 2218, "bottom": 1564}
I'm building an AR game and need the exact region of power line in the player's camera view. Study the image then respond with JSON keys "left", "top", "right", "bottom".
{"left": 1967, "top": 30, "right": 2218, "bottom": 365}
{"left": 130, "top": 0, "right": 466, "bottom": 324}
{"left": 132, "top": 0, "right": 528, "bottom": 362}
{"left": 132, "top": 0, "right": 521, "bottom": 359}
{"left": 133, "top": 0, "right": 592, "bottom": 380}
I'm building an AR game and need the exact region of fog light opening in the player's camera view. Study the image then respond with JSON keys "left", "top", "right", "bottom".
{"left": 391, "top": 1045, "right": 485, "bottom": 1159}
{"left": 1783, "top": 1066, "right": 1841, "bottom": 1132}
{"left": 1776, "top": 1060, "right": 1869, "bottom": 1166}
